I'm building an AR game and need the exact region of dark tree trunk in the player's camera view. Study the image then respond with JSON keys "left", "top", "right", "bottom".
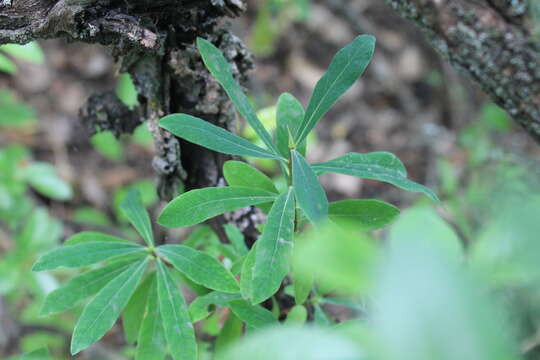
{"left": 0, "top": 0, "right": 262, "bottom": 242}
{"left": 384, "top": 0, "right": 540, "bottom": 144}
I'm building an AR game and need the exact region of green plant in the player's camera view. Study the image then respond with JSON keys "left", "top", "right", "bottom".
{"left": 32, "top": 34, "right": 441, "bottom": 359}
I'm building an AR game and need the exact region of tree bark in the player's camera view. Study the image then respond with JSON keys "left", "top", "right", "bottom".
{"left": 385, "top": 0, "right": 540, "bottom": 144}
{"left": 0, "top": 1, "right": 262, "bottom": 241}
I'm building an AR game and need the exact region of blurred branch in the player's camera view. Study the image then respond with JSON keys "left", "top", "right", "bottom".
{"left": 385, "top": 0, "right": 540, "bottom": 144}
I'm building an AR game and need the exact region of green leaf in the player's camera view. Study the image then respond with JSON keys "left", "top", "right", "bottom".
{"left": 215, "top": 313, "right": 243, "bottom": 355}
{"left": 223, "top": 161, "right": 278, "bottom": 193}
{"left": 21, "top": 347, "right": 50, "bottom": 360}
{"left": 291, "top": 150, "right": 328, "bottom": 223}
{"left": 312, "top": 152, "right": 441, "bottom": 204}
{"left": 40, "top": 258, "right": 134, "bottom": 316}
{"left": 219, "top": 326, "right": 362, "bottom": 360}
{"left": 116, "top": 72, "right": 139, "bottom": 109}
{"left": 158, "top": 245, "right": 239, "bottom": 293}
{"left": 227, "top": 299, "right": 277, "bottom": 329}
{"left": 71, "top": 258, "right": 149, "bottom": 355}
{"left": 0, "top": 90, "right": 36, "bottom": 127}
{"left": 123, "top": 274, "right": 154, "bottom": 343}
{"left": 196, "top": 37, "right": 277, "bottom": 153}
{"left": 64, "top": 231, "right": 129, "bottom": 246}
{"left": 373, "top": 236, "right": 520, "bottom": 360}
{"left": 121, "top": 189, "right": 154, "bottom": 247}
{"left": 329, "top": 199, "right": 400, "bottom": 230}
{"left": 1, "top": 42, "right": 45, "bottom": 63}
{"left": 293, "top": 222, "right": 377, "bottom": 295}
{"left": 189, "top": 291, "right": 242, "bottom": 322}
{"left": 158, "top": 186, "right": 278, "bottom": 228}
{"left": 240, "top": 245, "right": 257, "bottom": 299}
{"left": 32, "top": 241, "right": 145, "bottom": 271}
{"left": 224, "top": 224, "right": 249, "bottom": 256}
{"left": 0, "top": 53, "right": 16, "bottom": 74}
{"left": 160, "top": 114, "right": 281, "bottom": 160}
{"left": 135, "top": 274, "right": 167, "bottom": 360}
{"left": 295, "top": 34, "right": 375, "bottom": 143}
{"left": 252, "top": 188, "right": 295, "bottom": 304}
{"left": 292, "top": 263, "right": 312, "bottom": 305}
{"left": 284, "top": 305, "right": 307, "bottom": 325}
{"left": 72, "top": 207, "right": 110, "bottom": 226}
{"left": 313, "top": 303, "right": 332, "bottom": 325}
{"left": 156, "top": 260, "right": 197, "bottom": 360}
{"left": 388, "top": 205, "right": 463, "bottom": 262}
{"left": 90, "top": 131, "right": 123, "bottom": 162}
{"left": 276, "top": 93, "right": 306, "bottom": 157}
{"left": 24, "top": 162, "right": 73, "bottom": 201}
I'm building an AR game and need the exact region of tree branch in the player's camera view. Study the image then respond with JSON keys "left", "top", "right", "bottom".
{"left": 385, "top": 0, "right": 540, "bottom": 144}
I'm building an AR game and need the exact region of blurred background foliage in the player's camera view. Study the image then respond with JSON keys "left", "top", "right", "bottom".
{"left": 1, "top": 0, "right": 540, "bottom": 359}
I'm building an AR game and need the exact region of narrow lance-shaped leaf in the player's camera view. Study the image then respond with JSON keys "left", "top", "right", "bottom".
{"left": 291, "top": 150, "right": 328, "bottom": 223}
{"left": 64, "top": 231, "right": 129, "bottom": 246}
{"left": 70, "top": 258, "right": 149, "bottom": 355}
{"left": 121, "top": 189, "right": 154, "bottom": 247}
{"left": 158, "top": 186, "right": 278, "bottom": 228}
{"left": 329, "top": 199, "right": 400, "bottom": 231}
{"left": 197, "top": 37, "right": 278, "bottom": 154}
{"left": 32, "top": 241, "right": 146, "bottom": 272}
{"left": 311, "top": 152, "right": 441, "bottom": 204}
{"left": 158, "top": 244, "right": 239, "bottom": 293}
{"left": 123, "top": 274, "right": 154, "bottom": 343}
{"left": 156, "top": 260, "right": 197, "bottom": 360}
{"left": 295, "top": 35, "right": 376, "bottom": 144}
{"left": 135, "top": 274, "right": 167, "bottom": 360}
{"left": 228, "top": 299, "right": 277, "bottom": 329}
{"left": 223, "top": 160, "right": 279, "bottom": 193}
{"left": 240, "top": 244, "right": 257, "bottom": 300}
{"left": 40, "top": 258, "right": 134, "bottom": 316}
{"left": 252, "top": 188, "right": 295, "bottom": 304}
{"left": 276, "top": 93, "right": 306, "bottom": 157}
{"left": 160, "top": 114, "right": 282, "bottom": 160}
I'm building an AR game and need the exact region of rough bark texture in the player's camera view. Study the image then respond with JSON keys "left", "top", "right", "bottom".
{"left": 385, "top": 0, "right": 540, "bottom": 144}
{"left": 0, "top": 0, "right": 263, "bottom": 242}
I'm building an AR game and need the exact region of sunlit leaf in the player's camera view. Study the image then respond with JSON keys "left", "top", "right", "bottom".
{"left": 24, "top": 162, "right": 73, "bottom": 201}
{"left": 293, "top": 222, "right": 377, "bottom": 295}
{"left": 0, "top": 53, "right": 16, "bottom": 74}
{"left": 295, "top": 35, "right": 375, "bottom": 143}
{"left": 1, "top": 42, "right": 45, "bottom": 63}
{"left": 285, "top": 305, "right": 307, "bottom": 325}
{"left": 373, "top": 239, "right": 520, "bottom": 360}
{"left": 71, "top": 258, "right": 149, "bottom": 355}
{"left": 158, "top": 186, "right": 277, "bottom": 228}
{"left": 252, "top": 188, "right": 295, "bottom": 304}
{"left": 219, "top": 326, "right": 363, "bottom": 360}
